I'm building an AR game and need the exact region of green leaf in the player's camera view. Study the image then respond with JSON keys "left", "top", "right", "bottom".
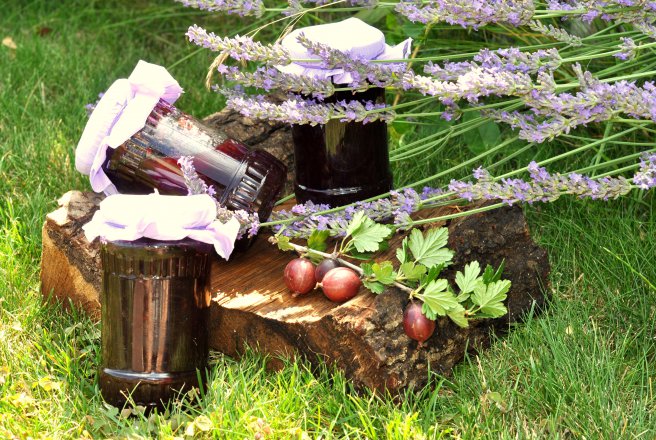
{"left": 349, "top": 213, "right": 392, "bottom": 253}
{"left": 361, "top": 262, "right": 373, "bottom": 277}
{"left": 420, "top": 263, "right": 445, "bottom": 287}
{"left": 463, "top": 110, "right": 501, "bottom": 155}
{"left": 482, "top": 260, "right": 505, "bottom": 284}
{"left": 399, "top": 262, "right": 426, "bottom": 282}
{"left": 455, "top": 261, "right": 482, "bottom": 295}
{"left": 346, "top": 211, "right": 367, "bottom": 237}
{"left": 396, "top": 238, "right": 409, "bottom": 264}
{"left": 418, "top": 279, "right": 459, "bottom": 317}
{"left": 307, "top": 229, "right": 330, "bottom": 252}
{"left": 472, "top": 279, "right": 511, "bottom": 318}
{"left": 371, "top": 261, "right": 396, "bottom": 285}
{"left": 448, "top": 308, "right": 469, "bottom": 328}
{"left": 363, "top": 279, "right": 385, "bottom": 294}
{"left": 408, "top": 228, "right": 454, "bottom": 267}
{"left": 276, "top": 235, "right": 294, "bottom": 252}
{"left": 421, "top": 302, "right": 437, "bottom": 320}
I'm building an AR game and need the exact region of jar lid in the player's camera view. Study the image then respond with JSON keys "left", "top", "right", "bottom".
{"left": 277, "top": 18, "right": 412, "bottom": 84}
{"left": 75, "top": 61, "right": 183, "bottom": 195}
{"left": 83, "top": 193, "right": 240, "bottom": 260}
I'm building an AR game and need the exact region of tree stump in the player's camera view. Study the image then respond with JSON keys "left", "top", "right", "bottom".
{"left": 40, "top": 191, "right": 550, "bottom": 392}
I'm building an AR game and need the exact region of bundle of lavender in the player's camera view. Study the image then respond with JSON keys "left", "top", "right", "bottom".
{"left": 176, "top": 0, "right": 656, "bottom": 238}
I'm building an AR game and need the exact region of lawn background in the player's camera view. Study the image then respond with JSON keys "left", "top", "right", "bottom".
{"left": 1, "top": 0, "right": 656, "bottom": 438}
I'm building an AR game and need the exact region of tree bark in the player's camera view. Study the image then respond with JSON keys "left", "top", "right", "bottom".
{"left": 40, "top": 191, "right": 549, "bottom": 392}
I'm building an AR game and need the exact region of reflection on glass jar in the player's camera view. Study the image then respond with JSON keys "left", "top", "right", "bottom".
{"left": 99, "top": 238, "right": 212, "bottom": 410}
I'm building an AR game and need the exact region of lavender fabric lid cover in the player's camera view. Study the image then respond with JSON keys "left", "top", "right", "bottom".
{"left": 75, "top": 61, "right": 183, "bottom": 195}
{"left": 277, "top": 17, "right": 412, "bottom": 84}
{"left": 83, "top": 193, "right": 240, "bottom": 260}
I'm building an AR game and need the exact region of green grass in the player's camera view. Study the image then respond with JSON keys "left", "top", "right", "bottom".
{"left": 1, "top": 1, "right": 656, "bottom": 438}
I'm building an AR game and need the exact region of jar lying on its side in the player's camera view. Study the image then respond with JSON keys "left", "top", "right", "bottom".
{"left": 99, "top": 238, "right": 212, "bottom": 410}
{"left": 76, "top": 60, "right": 287, "bottom": 223}
{"left": 102, "top": 100, "right": 287, "bottom": 221}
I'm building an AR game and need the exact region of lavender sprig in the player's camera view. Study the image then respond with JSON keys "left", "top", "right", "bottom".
{"left": 265, "top": 154, "right": 655, "bottom": 239}
{"left": 528, "top": 21, "right": 583, "bottom": 46}
{"left": 425, "top": 47, "right": 562, "bottom": 81}
{"left": 448, "top": 162, "right": 632, "bottom": 205}
{"left": 217, "top": 65, "right": 335, "bottom": 98}
{"left": 614, "top": 37, "right": 638, "bottom": 61}
{"left": 633, "top": 153, "right": 656, "bottom": 189}
{"left": 295, "top": 33, "right": 408, "bottom": 89}
{"left": 395, "top": 0, "right": 535, "bottom": 29}
{"left": 268, "top": 188, "right": 423, "bottom": 238}
{"left": 176, "top": 0, "right": 264, "bottom": 16}
{"left": 221, "top": 88, "right": 395, "bottom": 125}
{"left": 546, "top": 0, "right": 656, "bottom": 38}
{"left": 186, "top": 25, "right": 291, "bottom": 64}
{"left": 489, "top": 65, "right": 656, "bottom": 142}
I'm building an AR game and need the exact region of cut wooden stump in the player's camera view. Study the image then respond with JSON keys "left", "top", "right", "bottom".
{"left": 40, "top": 190, "right": 550, "bottom": 392}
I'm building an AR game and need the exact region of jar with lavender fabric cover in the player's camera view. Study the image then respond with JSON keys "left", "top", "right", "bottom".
{"left": 76, "top": 61, "right": 286, "bottom": 223}
{"left": 278, "top": 18, "right": 411, "bottom": 206}
{"left": 83, "top": 193, "right": 240, "bottom": 410}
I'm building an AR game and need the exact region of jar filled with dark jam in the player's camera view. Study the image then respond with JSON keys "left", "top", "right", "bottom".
{"left": 99, "top": 238, "right": 212, "bottom": 410}
{"left": 102, "top": 100, "right": 287, "bottom": 222}
{"left": 291, "top": 87, "right": 392, "bottom": 206}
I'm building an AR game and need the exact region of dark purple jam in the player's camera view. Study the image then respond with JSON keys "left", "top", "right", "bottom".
{"left": 102, "top": 100, "right": 287, "bottom": 222}
{"left": 99, "top": 238, "right": 212, "bottom": 410}
{"left": 291, "top": 87, "right": 392, "bottom": 206}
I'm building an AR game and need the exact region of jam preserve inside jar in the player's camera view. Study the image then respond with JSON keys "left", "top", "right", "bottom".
{"left": 291, "top": 87, "right": 392, "bottom": 206}
{"left": 102, "top": 100, "right": 286, "bottom": 221}
{"left": 99, "top": 238, "right": 212, "bottom": 410}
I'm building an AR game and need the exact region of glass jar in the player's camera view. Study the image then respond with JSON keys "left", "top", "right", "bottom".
{"left": 101, "top": 100, "right": 287, "bottom": 222}
{"left": 99, "top": 238, "right": 212, "bottom": 410}
{"left": 291, "top": 88, "right": 392, "bottom": 206}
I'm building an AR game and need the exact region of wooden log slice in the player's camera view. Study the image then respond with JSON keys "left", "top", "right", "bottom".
{"left": 40, "top": 191, "right": 550, "bottom": 392}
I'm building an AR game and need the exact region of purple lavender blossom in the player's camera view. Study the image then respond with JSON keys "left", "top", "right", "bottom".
{"left": 633, "top": 153, "right": 656, "bottom": 189}
{"left": 546, "top": 0, "right": 656, "bottom": 38}
{"left": 528, "top": 21, "right": 582, "bottom": 46}
{"left": 424, "top": 47, "right": 562, "bottom": 81}
{"left": 395, "top": 0, "right": 535, "bottom": 29}
{"left": 489, "top": 65, "right": 656, "bottom": 142}
{"left": 220, "top": 88, "right": 395, "bottom": 125}
{"left": 176, "top": 0, "right": 264, "bottom": 16}
{"left": 268, "top": 188, "right": 423, "bottom": 238}
{"left": 448, "top": 161, "right": 633, "bottom": 205}
{"left": 178, "top": 156, "right": 213, "bottom": 196}
{"left": 186, "top": 25, "right": 291, "bottom": 64}
{"left": 614, "top": 37, "right": 638, "bottom": 61}
{"left": 295, "top": 33, "right": 408, "bottom": 89}
{"left": 401, "top": 67, "right": 535, "bottom": 104}
{"left": 218, "top": 65, "right": 334, "bottom": 98}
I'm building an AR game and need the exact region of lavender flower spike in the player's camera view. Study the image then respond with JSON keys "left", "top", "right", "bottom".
{"left": 221, "top": 88, "right": 395, "bottom": 125}
{"left": 633, "top": 153, "right": 656, "bottom": 190}
{"left": 395, "top": 0, "right": 535, "bottom": 29}
{"left": 176, "top": 0, "right": 264, "bottom": 17}
{"left": 448, "top": 162, "right": 633, "bottom": 206}
{"left": 186, "top": 25, "right": 291, "bottom": 64}
{"left": 218, "top": 65, "right": 335, "bottom": 98}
